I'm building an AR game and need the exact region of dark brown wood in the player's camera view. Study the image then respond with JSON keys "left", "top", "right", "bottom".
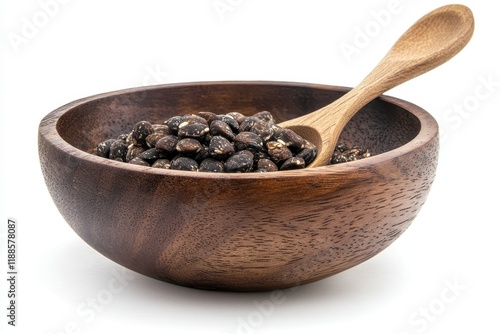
{"left": 38, "top": 81, "right": 439, "bottom": 291}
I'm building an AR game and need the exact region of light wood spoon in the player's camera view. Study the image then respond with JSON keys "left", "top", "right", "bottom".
{"left": 279, "top": 4, "right": 474, "bottom": 167}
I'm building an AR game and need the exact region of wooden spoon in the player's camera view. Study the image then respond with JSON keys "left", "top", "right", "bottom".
{"left": 279, "top": 4, "right": 474, "bottom": 167}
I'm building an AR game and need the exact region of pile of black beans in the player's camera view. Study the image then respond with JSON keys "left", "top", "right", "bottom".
{"left": 94, "top": 111, "right": 371, "bottom": 172}
{"left": 94, "top": 111, "right": 318, "bottom": 172}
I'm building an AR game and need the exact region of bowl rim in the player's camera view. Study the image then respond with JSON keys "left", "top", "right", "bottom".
{"left": 39, "top": 80, "right": 439, "bottom": 180}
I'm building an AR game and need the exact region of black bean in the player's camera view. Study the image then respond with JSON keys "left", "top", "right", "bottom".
{"left": 152, "top": 159, "right": 171, "bottom": 169}
{"left": 197, "top": 111, "right": 217, "bottom": 124}
{"left": 171, "top": 157, "right": 198, "bottom": 171}
{"left": 129, "top": 157, "right": 150, "bottom": 166}
{"left": 253, "top": 150, "right": 270, "bottom": 161}
{"left": 239, "top": 116, "right": 259, "bottom": 132}
{"left": 116, "top": 134, "right": 129, "bottom": 141}
{"left": 155, "top": 135, "right": 179, "bottom": 154}
{"left": 181, "top": 114, "right": 209, "bottom": 126}
{"left": 303, "top": 140, "right": 316, "bottom": 150}
{"left": 131, "top": 121, "right": 154, "bottom": 147}
{"left": 225, "top": 151, "right": 254, "bottom": 173}
{"left": 108, "top": 140, "right": 128, "bottom": 161}
{"left": 252, "top": 151, "right": 270, "bottom": 169}
{"left": 250, "top": 120, "right": 274, "bottom": 142}
{"left": 199, "top": 158, "right": 225, "bottom": 173}
{"left": 226, "top": 112, "right": 246, "bottom": 124}
{"left": 214, "top": 115, "right": 239, "bottom": 132}
{"left": 253, "top": 110, "right": 274, "bottom": 123}
{"left": 125, "top": 133, "right": 134, "bottom": 145}
{"left": 280, "top": 157, "right": 306, "bottom": 170}
{"left": 176, "top": 138, "right": 203, "bottom": 155}
{"left": 273, "top": 127, "right": 307, "bottom": 150}
{"left": 178, "top": 123, "right": 209, "bottom": 139}
{"left": 267, "top": 141, "right": 293, "bottom": 164}
{"left": 336, "top": 144, "right": 348, "bottom": 152}
{"left": 96, "top": 139, "right": 116, "bottom": 158}
{"left": 210, "top": 120, "right": 235, "bottom": 141}
{"left": 209, "top": 136, "right": 235, "bottom": 160}
{"left": 235, "top": 150, "right": 254, "bottom": 159}
{"left": 195, "top": 146, "right": 211, "bottom": 162}
{"left": 139, "top": 148, "right": 161, "bottom": 162}
{"left": 234, "top": 132, "right": 264, "bottom": 152}
{"left": 296, "top": 147, "right": 318, "bottom": 165}
{"left": 146, "top": 132, "right": 166, "bottom": 148}
{"left": 152, "top": 124, "right": 170, "bottom": 135}
{"left": 331, "top": 153, "right": 348, "bottom": 164}
{"left": 165, "top": 116, "right": 183, "bottom": 134}
{"left": 352, "top": 145, "right": 370, "bottom": 156}
{"left": 125, "top": 145, "right": 146, "bottom": 162}
{"left": 257, "top": 158, "right": 278, "bottom": 172}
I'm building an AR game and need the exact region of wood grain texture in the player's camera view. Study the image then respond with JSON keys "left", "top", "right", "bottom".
{"left": 281, "top": 4, "right": 473, "bottom": 167}
{"left": 38, "top": 81, "right": 439, "bottom": 291}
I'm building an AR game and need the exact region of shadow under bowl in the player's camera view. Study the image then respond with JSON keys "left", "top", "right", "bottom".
{"left": 38, "top": 81, "right": 439, "bottom": 291}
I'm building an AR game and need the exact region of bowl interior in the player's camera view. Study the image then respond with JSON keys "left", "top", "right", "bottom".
{"left": 56, "top": 82, "right": 421, "bottom": 160}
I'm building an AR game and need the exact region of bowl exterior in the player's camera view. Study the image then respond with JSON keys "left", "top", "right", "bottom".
{"left": 38, "top": 82, "right": 439, "bottom": 291}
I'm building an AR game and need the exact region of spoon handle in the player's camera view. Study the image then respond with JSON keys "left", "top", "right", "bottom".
{"left": 280, "top": 4, "right": 474, "bottom": 168}
{"left": 316, "top": 4, "right": 474, "bottom": 127}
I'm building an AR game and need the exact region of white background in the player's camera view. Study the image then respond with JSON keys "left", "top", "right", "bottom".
{"left": 1, "top": 0, "right": 499, "bottom": 333}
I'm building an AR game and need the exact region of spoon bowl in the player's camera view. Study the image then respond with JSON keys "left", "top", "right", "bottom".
{"left": 280, "top": 4, "right": 474, "bottom": 167}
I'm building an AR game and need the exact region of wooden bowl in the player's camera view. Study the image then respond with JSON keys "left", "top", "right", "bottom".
{"left": 38, "top": 81, "right": 438, "bottom": 291}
